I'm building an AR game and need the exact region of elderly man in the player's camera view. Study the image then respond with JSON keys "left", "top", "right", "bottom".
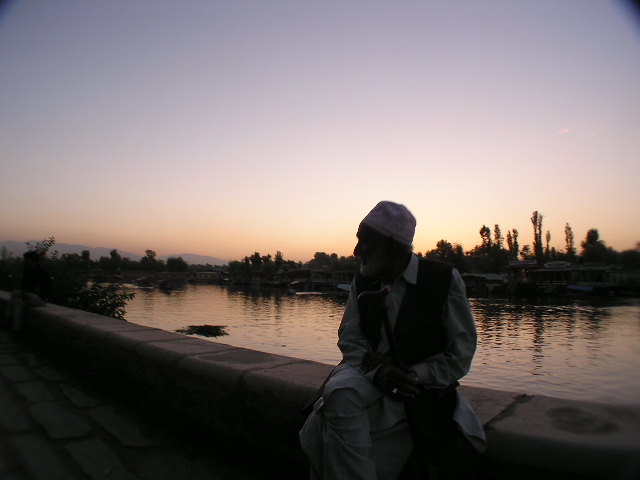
{"left": 299, "top": 201, "right": 485, "bottom": 480}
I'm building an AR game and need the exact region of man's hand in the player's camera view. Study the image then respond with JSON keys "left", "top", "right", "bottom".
{"left": 374, "top": 364, "right": 420, "bottom": 402}
{"left": 362, "top": 352, "right": 393, "bottom": 372}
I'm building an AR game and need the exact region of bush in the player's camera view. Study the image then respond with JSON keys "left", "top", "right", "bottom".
{"left": 3, "top": 237, "right": 135, "bottom": 320}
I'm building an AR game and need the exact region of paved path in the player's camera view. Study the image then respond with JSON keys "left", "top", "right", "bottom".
{"left": 0, "top": 327, "right": 287, "bottom": 480}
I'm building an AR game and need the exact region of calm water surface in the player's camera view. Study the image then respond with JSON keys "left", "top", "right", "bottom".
{"left": 124, "top": 285, "right": 640, "bottom": 406}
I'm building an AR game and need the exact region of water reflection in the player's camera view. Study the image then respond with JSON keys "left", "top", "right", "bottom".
{"left": 124, "top": 286, "right": 640, "bottom": 405}
{"left": 469, "top": 297, "right": 640, "bottom": 403}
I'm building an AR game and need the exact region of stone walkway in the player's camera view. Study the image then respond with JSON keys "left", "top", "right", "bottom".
{"left": 0, "top": 328, "right": 286, "bottom": 480}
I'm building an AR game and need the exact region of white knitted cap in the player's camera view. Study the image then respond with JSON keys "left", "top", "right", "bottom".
{"left": 360, "top": 201, "right": 416, "bottom": 246}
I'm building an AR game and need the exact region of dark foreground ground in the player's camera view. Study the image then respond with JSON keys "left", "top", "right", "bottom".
{"left": 0, "top": 327, "right": 290, "bottom": 480}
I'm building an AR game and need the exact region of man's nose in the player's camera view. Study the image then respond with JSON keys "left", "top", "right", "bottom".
{"left": 354, "top": 241, "right": 367, "bottom": 257}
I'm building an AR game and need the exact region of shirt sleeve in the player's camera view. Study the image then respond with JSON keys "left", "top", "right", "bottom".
{"left": 411, "top": 268, "right": 477, "bottom": 387}
{"left": 336, "top": 280, "right": 370, "bottom": 370}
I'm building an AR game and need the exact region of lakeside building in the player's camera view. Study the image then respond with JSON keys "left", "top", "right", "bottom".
{"left": 505, "top": 261, "right": 640, "bottom": 296}
{"left": 97, "top": 261, "right": 639, "bottom": 298}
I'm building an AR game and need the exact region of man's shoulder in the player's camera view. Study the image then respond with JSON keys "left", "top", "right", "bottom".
{"left": 415, "top": 258, "right": 454, "bottom": 292}
{"left": 417, "top": 257, "right": 454, "bottom": 273}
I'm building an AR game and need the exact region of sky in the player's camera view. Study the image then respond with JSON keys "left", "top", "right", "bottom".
{"left": 1, "top": 0, "right": 639, "bottom": 262}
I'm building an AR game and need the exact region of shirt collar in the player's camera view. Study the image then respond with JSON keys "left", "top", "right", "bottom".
{"left": 401, "top": 253, "right": 419, "bottom": 285}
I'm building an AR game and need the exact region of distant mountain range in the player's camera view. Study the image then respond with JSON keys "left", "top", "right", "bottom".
{"left": 157, "top": 252, "right": 228, "bottom": 266}
{"left": 0, "top": 241, "right": 228, "bottom": 266}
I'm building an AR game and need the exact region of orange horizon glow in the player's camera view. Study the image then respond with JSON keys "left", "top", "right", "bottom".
{"left": 3, "top": 208, "right": 637, "bottom": 264}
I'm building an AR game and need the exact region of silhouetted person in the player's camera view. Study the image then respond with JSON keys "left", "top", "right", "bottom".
{"left": 299, "top": 201, "right": 486, "bottom": 479}
{"left": 11, "top": 251, "right": 51, "bottom": 331}
{"left": 21, "top": 251, "right": 51, "bottom": 300}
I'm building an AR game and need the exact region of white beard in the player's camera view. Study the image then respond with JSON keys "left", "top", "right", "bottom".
{"left": 359, "top": 251, "right": 386, "bottom": 277}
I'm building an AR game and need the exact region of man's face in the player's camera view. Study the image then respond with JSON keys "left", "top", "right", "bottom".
{"left": 354, "top": 223, "right": 390, "bottom": 277}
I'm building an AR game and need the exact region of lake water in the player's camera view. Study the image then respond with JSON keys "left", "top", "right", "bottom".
{"left": 123, "top": 284, "right": 640, "bottom": 406}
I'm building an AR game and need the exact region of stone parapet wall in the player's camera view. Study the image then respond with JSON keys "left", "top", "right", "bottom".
{"left": 1, "top": 291, "right": 639, "bottom": 479}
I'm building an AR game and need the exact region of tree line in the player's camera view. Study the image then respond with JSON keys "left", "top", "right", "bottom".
{"left": 228, "top": 210, "right": 639, "bottom": 276}
{"left": 417, "top": 210, "right": 639, "bottom": 273}
{"left": 91, "top": 249, "right": 193, "bottom": 273}
{"left": 226, "top": 251, "right": 359, "bottom": 277}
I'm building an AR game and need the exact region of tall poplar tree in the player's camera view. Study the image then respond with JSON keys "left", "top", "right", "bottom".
{"left": 531, "top": 211, "right": 544, "bottom": 262}
{"left": 545, "top": 231, "right": 551, "bottom": 258}
{"left": 506, "top": 228, "right": 519, "bottom": 259}
{"left": 564, "top": 223, "right": 576, "bottom": 257}
{"left": 479, "top": 225, "right": 492, "bottom": 252}
{"left": 494, "top": 224, "right": 503, "bottom": 250}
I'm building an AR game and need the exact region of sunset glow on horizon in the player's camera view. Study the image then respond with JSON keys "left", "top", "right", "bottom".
{"left": 1, "top": 1, "right": 639, "bottom": 263}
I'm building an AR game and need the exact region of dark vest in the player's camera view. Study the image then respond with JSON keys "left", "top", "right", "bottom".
{"left": 355, "top": 258, "right": 453, "bottom": 365}
{"left": 356, "top": 258, "right": 457, "bottom": 443}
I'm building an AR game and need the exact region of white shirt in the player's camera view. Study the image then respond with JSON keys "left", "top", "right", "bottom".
{"left": 337, "top": 253, "right": 477, "bottom": 387}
